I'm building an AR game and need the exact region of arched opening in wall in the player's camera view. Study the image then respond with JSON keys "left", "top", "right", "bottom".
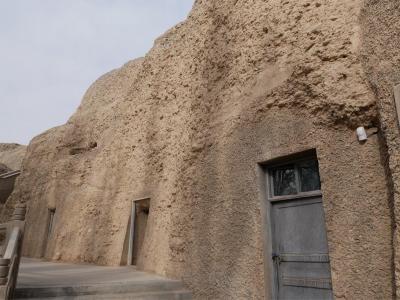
{"left": 124, "top": 197, "right": 150, "bottom": 266}
{"left": 259, "top": 149, "right": 333, "bottom": 300}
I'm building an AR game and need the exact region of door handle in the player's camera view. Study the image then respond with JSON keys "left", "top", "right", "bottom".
{"left": 272, "top": 253, "right": 281, "bottom": 263}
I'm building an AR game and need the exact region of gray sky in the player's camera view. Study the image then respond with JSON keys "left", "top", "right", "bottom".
{"left": 0, "top": 1, "right": 194, "bottom": 145}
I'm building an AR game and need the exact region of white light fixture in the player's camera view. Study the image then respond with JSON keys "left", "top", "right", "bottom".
{"left": 356, "top": 127, "right": 368, "bottom": 142}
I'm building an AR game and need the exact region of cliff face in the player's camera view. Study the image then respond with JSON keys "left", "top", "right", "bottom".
{"left": 0, "top": 143, "right": 26, "bottom": 171}
{"left": 5, "top": 0, "right": 400, "bottom": 299}
{"left": 0, "top": 143, "right": 26, "bottom": 207}
{"left": 0, "top": 164, "right": 10, "bottom": 175}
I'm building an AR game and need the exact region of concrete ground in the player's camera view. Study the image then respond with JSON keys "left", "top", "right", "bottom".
{"left": 15, "top": 258, "right": 191, "bottom": 299}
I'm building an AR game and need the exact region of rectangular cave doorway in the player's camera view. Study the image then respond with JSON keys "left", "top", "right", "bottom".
{"left": 42, "top": 208, "right": 56, "bottom": 258}
{"left": 126, "top": 197, "right": 150, "bottom": 266}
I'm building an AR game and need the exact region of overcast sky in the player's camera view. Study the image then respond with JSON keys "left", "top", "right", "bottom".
{"left": 0, "top": 1, "right": 194, "bottom": 145}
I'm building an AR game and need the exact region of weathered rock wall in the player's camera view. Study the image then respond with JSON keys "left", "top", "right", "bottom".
{"left": 5, "top": 0, "right": 399, "bottom": 299}
{"left": 360, "top": 1, "right": 400, "bottom": 297}
{"left": 0, "top": 164, "right": 10, "bottom": 175}
{"left": 0, "top": 143, "right": 26, "bottom": 213}
{"left": 0, "top": 143, "right": 26, "bottom": 170}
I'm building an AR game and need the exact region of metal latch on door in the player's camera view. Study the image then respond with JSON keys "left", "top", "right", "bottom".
{"left": 272, "top": 253, "right": 281, "bottom": 264}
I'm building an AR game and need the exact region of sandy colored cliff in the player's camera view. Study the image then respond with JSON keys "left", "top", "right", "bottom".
{"left": 0, "top": 164, "right": 11, "bottom": 175}
{"left": 4, "top": 0, "right": 400, "bottom": 299}
{"left": 0, "top": 143, "right": 26, "bottom": 171}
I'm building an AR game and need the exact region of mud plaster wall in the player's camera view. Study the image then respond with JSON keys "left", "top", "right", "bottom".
{"left": 360, "top": 1, "right": 400, "bottom": 297}
{"left": 3, "top": 0, "right": 397, "bottom": 299}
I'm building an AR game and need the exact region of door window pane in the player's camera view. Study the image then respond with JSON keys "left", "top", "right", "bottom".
{"left": 299, "top": 160, "right": 321, "bottom": 192}
{"left": 272, "top": 165, "right": 297, "bottom": 196}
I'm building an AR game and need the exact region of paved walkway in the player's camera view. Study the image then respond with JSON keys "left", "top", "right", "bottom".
{"left": 15, "top": 258, "right": 191, "bottom": 299}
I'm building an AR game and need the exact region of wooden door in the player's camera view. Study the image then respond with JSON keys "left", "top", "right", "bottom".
{"left": 267, "top": 155, "right": 333, "bottom": 300}
{"left": 272, "top": 198, "right": 333, "bottom": 299}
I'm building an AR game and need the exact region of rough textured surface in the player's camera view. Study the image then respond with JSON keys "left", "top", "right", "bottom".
{"left": 360, "top": 1, "right": 400, "bottom": 297}
{"left": 0, "top": 143, "right": 26, "bottom": 170}
{"left": 4, "top": 0, "right": 399, "bottom": 299}
{"left": 0, "top": 163, "right": 11, "bottom": 175}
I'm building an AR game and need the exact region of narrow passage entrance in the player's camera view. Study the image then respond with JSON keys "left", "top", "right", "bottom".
{"left": 127, "top": 198, "right": 150, "bottom": 266}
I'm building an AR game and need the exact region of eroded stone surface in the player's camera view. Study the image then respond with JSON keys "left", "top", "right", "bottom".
{"left": 0, "top": 144, "right": 26, "bottom": 171}
{"left": 4, "top": 1, "right": 400, "bottom": 299}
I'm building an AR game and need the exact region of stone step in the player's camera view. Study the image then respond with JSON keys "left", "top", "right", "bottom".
{"left": 14, "top": 290, "right": 191, "bottom": 300}
{"left": 14, "top": 281, "right": 192, "bottom": 299}
{"left": 61, "top": 290, "right": 192, "bottom": 300}
{"left": 16, "top": 258, "right": 192, "bottom": 299}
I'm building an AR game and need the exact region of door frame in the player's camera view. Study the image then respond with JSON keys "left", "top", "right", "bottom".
{"left": 127, "top": 197, "right": 150, "bottom": 266}
{"left": 41, "top": 207, "right": 56, "bottom": 258}
{"left": 258, "top": 149, "right": 328, "bottom": 300}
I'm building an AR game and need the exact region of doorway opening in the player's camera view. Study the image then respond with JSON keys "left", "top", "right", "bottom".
{"left": 127, "top": 197, "right": 150, "bottom": 266}
{"left": 262, "top": 151, "right": 333, "bottom": 300}
{"left": 42, "top": 208, "right": 56, "bottom": 257}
